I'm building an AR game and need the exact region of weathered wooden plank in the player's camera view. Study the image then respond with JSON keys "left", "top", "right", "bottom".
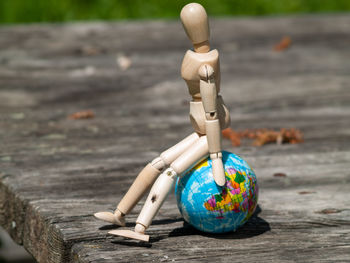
{"left": 0, "top": 14, "right": 350, "bottom": 262}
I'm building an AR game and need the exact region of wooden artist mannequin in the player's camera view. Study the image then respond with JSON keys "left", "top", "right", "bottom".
{"left": 94, "top": 2, "right": 230, "bottom": 241}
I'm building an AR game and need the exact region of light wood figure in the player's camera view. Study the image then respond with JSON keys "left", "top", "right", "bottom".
{"left": 94, "top": 2, "right": 230, "bottom": 242}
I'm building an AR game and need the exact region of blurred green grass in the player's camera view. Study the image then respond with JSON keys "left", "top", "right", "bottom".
{"left": 1, "top": 0, "right": 350, "bottom": 24}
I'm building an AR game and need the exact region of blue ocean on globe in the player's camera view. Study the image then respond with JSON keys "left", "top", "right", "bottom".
{"left": 175, "top": 151, "right": 258, "bottom": 233}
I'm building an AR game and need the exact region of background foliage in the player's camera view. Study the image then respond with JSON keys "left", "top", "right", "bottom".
{"left": 1, "top": 0, "right": 350, "bottom": 24}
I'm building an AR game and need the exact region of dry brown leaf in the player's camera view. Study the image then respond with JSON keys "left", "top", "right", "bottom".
{"left": 273, "top": 36, "right": 291, "bottom": 51}
{"left": 273, "top": 173, "right": 287, "bottom": 177}
{"left": 253, "top": 128, "right": 303, "bottom": 146}
{"left": 316, "top": 208, "right": 342, "bottom": 214}
{"left": 222, "top": 128, "right": 303, "bottom": 147}
{"left": 68, "top": 110, "right": 95, "bottom": 120}
{"left": 81, "top": 45, "right": 101, "bottom": 56}
{"left": 298, "top": 191, "right": 316, "bottom": 195}
{"left": 222, "top": 128, "right": 241, "bottom": 146}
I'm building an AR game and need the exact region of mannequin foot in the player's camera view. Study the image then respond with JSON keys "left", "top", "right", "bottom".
{"left": 108, "top": 223, "right": 149, "bottom": 242}
{"left": 94, "top": 209, "right": 126, "bottom": 226}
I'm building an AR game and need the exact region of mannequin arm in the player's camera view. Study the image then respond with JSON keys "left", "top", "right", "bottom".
{"left": 199, "top": 64, "right": 225, "bottom": 186}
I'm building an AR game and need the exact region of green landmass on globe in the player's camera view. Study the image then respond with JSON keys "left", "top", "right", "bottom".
{"left": 203, "top": 167, "right": 258, "bottom": 223}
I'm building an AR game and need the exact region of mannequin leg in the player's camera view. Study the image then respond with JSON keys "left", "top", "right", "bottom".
{"left": 94, "top": 132, "right": 200, "bottom": 225}
{"left": 109, "top": 136, "right": 209, "bottom": 241}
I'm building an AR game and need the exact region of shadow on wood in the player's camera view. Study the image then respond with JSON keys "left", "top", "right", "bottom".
{"left": 99, "top": 217, "right": 183, "bottom": 230}
{"left": 110, "top": 239, "right": 153, "bottom": 248}
{"left": 168, "top": 205, "right": 270, "bottom": 240}
{"left": 108, "top": 205, "right": 271, "bottom": 248}
{"left": 107, "top": 206, "right": 268, "bottom": 247}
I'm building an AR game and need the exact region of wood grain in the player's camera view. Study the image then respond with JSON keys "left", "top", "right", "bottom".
{"left": 0, "top": 15, "right": 350, "bottom": 262}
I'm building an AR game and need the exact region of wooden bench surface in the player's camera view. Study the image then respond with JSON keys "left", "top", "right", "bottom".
{"left": 0, "top": 15, "right": 349, "bottom": 263}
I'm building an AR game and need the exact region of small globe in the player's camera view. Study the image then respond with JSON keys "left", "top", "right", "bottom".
{"left": 175, "top": 151, "right": 258, "bottom": 233}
